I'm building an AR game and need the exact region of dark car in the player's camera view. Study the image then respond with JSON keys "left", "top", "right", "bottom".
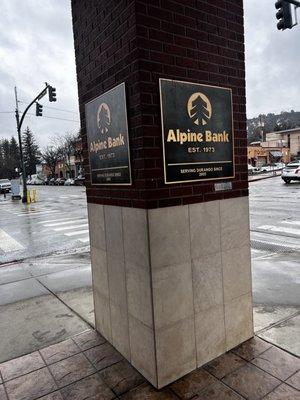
{"left": 74, "top": 175, "right": 85, "bottom": 186}
{"left": 43, "top": 177, "right": 52, "bottom": 185}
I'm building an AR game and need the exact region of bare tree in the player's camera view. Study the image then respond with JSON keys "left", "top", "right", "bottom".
{"left": 40, "top": 144, "right": 62, "bottom": 177}
{"left": 51, "top": 132, "right": 79, "bottom": 178}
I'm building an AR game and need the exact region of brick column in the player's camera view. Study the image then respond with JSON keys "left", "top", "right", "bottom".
{"left": 71, "top": 0, "right": 253, "bottom": 388}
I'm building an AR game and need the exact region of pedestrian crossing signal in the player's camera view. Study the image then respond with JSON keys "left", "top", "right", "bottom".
{"left": 48, "top": 86, "right": 57, "bottom": 102}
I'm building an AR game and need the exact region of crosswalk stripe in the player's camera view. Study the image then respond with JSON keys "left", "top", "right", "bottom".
{"left": 79, "top": 237, "right": 90, "bottom": 243}
{"left": 0, "top": 229, "right": 24, "bottom": 252}
{"left": 257, "top": 225, "right": 300, "bottom": 236}
{"left": 16, "top": 210, "right": 58, "bottom": 217}
{"left": 53, "top": 224, "right": 89, "bottom": 232}
{"left": 38, "top": 217, "right": 80, "bottom": 224}
{"left": 64, "top": 229, "right": 89, "bottom": 237}
{"left": 282, "top": 220, "right": 300, "bottom": 226}
{"left": 43, "top": 219, "right": 88, "bottom": 227}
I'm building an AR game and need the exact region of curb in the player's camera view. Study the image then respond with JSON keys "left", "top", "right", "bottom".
{"left": 249, "top": 173, "right": 281, "bottom": 183}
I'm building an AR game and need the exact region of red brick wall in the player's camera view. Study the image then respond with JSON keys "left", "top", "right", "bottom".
{"left": 71, "top": 0, "right": 248, "bottom": 209}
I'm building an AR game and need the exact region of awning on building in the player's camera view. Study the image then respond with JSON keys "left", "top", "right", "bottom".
{"left": 270, "top": 151, "right": 282, "bottom": 157}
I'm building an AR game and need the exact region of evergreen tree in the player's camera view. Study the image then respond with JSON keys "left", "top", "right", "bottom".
{"left": 98, "top": 105, "right": 110, "bottom": 133}
{"left": 22, "top": 127, "right": 40, "bottom": 176}
{"left": 1, "top": 139, "right": 10, "bottom": 178}
{"left": 190, "top": 95, "right": 209, "bottom": 125}
{"left": 9, "top": 136, "right": 20, "bottom": 177}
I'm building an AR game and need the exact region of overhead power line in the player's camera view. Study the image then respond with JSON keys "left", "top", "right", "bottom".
{"left": 26, "top": 112, "right": 79, "bottom": 123}
{"left": 0, "top": 110, "right": 79, "bottom": 122}
{"left": 18, "top": 100, "right": 78, "bottom": 115}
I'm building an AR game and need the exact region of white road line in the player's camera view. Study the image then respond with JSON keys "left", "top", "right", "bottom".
{"left": 282, "top": 220, "right": 300, "bottom": 226}
{"left": 16, "top": 210, "right": 58, "bottom": 217}
{"left": 0, "top": 229, "right": 24, "bottom": 252}
{"left": 257, "top": 225, "right": 300, "bottom": 236}
{"left": 64, "top": 229, "right": 89, "bottom": 237}
{"left": 53, "top": 224, "right": 89, "bottom": 232}
{"left": 79, "top": 237, "right": 90, "bottom": 243}
{"left": 38, "top": 217, "right": 79, "bottom": 224}
{"left": 43, "top": 219, "right": 88, "bottom": 227}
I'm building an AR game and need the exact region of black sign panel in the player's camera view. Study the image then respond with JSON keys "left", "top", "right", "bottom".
{"left": 159, "top": 79, "right": 235, "bottom": 184}
{"left": 85, "top": 83, "right": 131, "bottom": 185}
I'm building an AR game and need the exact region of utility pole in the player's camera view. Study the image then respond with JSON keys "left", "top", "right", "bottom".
{"left": 14, "top": 87, "right": 28, "bottom": 203}
{"left": 14, "top": 83, "right": 57, "bottom": 203}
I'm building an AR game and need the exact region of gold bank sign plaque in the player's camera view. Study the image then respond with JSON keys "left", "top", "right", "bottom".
{"left": 85, "top": 83, "right": 131, "bottom": 185}
{"left": 159, "top": 79, "right": 235, "bottom": 184}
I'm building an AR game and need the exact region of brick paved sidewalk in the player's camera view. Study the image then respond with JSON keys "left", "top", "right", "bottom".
{"left": 0, "top": 329, "right": 299, "bottom": 400}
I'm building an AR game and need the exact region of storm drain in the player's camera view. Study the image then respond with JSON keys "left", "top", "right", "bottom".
{"left": 251, "top": 239, "right": 300, "bottom": 253}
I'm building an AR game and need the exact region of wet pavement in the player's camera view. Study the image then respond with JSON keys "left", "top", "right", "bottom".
{"left": 0, "top": 329, "right": 299, "bottom": 400}
{"left": 0, "top": 181, "right": 299, "bottom": 387}
{"left": 0, "top": 186, "right": 89, "bottom": 264}
{"left": 249, "top": 177, "right": 300, "bottom": 356}
{"left": 0, "top": 251, "right": 93, "bottom": 364}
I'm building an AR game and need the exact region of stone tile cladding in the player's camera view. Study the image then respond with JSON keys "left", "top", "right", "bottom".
{"left": 88, "top": 197, "right": 254, "bottom": 387}
{"left": 71, "top": 0, "right": 248, "bottom": 209}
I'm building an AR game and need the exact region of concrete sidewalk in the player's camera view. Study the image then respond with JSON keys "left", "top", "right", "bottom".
{"left": 0, "top": 251, "right": 93, "bottom": 364}
{"left": 0, "top": 329, "right": 299, "bottom": 400}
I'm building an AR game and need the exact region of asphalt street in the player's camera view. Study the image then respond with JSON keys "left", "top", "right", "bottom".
{"left": 249, "top": 176, "right": 300, "bottom": 355}
{"left": 0, "top": 186, "right": 89, "bottom": 264}
{"left": 0, "top": 179, "right": 299, "bottom": 363}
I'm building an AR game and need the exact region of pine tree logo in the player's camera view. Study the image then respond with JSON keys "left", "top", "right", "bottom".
{"left": 187, "top": 92, "right": 212, "bottom": 126}
{"left": 97, "top": 103, "right": 111, "bottom": 134}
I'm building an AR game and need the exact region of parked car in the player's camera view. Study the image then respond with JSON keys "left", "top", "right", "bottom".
{"left": 0, "top": 179, "right": 11, "bottom": 193}
{"left": 274, "top": 162, "right": 285, "bottom": 169}
{"left": 26, "top": 178, "right": 32, "bottom": 185}
{"left": 248, "top": 164, "right": 260, "bottom": 175}
{"left": 31, "top": 177, "right": 44, "bottom": 185}
{"left": 281, "top": 161, "right": 300, "bottom": 184}
{"left": 74, "top": 175, "right": 85, "bottom": 186}
{"left": 49, "top": 178, "right": 56, "bottom": 185}
{"left": 64, "top": 178, "right": 75, "bottom": 186}
{"left": 43, "top": 177, "right": 52, "bottom": 185}
{"left": 55, "top": 178, "right": 66, "bottom": 186}
{"left": 259, "top": 164, "right": 274, "bottom": 172}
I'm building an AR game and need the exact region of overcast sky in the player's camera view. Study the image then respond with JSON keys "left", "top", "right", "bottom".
{"left": 0, "top": 0, "right": 299, "bottom": 147}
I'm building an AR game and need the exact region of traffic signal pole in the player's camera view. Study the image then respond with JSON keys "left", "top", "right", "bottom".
{"left": 287, "top": 0, "right": 300, "bottom": 6}
{"left": 14, "top": 87, "right": 28, "bottom": 203}
{"left": 14, "top": 83, "right": 53, "bottom": 203}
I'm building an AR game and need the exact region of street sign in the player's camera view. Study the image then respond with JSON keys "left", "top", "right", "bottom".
{"left": 85, "top": 83, "right": 131, "bottom": 185}
{"left": 159, "top": 78, "right": 235, "bottom": 184}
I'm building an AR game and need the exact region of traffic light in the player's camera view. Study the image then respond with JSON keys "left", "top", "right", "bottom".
{"left": 36, "top": 102, "right": 43, "bottom": 116}
{"left": 275, "top": 0, "right": 293, "bottom": 30}
{"left": 48, "top": 86, "right": 57, "bottom": 102}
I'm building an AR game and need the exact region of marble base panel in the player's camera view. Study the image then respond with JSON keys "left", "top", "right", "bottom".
{"left": 88, "top": 197, "right": 254, "bottom": 388}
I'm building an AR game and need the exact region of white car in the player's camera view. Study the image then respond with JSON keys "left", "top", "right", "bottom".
{"left": 0, "top": 179, "right": 11, "bottom": 192}
{"left": 64, "top": 178, "right": 75, "bottom": 186}
{"left": 259, "top": 165, "right": 274, "bottom": 172}
{"left": 248, "top": 164, "right": 260, "bottom": 175}
{"left": 281, "top": 162, "right": 300, "bottom": 184}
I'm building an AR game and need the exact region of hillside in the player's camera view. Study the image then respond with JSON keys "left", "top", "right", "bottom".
{"left": 247, "top": 110, "right": 300, "bottom": 144}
